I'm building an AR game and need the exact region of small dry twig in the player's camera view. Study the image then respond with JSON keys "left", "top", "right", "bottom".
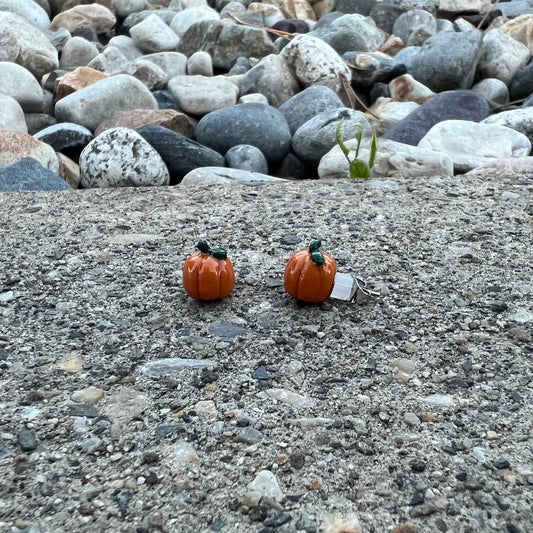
{"left": 340, "top": 75, "right": 380, "bottom": 119}
{"left": 228, "top": 13, "right": 296, "bottom": 39}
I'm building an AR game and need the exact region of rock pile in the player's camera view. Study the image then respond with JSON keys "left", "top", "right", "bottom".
{"left": 0, "top": 0, "right": 532, "bottom": 191}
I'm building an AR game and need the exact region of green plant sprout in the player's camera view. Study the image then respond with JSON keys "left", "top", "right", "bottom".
{"left": 336, "top": 119, "right": 378, "bottom": 179}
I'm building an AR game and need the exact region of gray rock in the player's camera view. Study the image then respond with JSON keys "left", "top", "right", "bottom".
{"left": 292, "top": 108, "right": 372, "bottom": 165}
{"left": 181, "top": 166, "right": 285, "bottom": 185}
{"left": 0, "top": 12, "right": 58, "bottom": 79}
{"left": 0, "top": 95, "right": 28, "bottom": 133}
{"left": 383, "top": 90, "right": 490, "bottom": 145}
{"left": 130, "top": 13, "right": 180, "bottom": 53}
{"left": 79, "top": 127, "right": 170, "bottom": 188}
{"left": 477, "top": 28, "right": 530, "bottom": 86}
{"left": 334, "top": 0, "right": 374, "bottom": 15}
{"left": 87, "top": 46, "right": 129, "bottom": 74}
{"left": 50, "top": 27, "right": 72, "bottom": 52}
{"left": 225, "top": 144, "right": 269, "bottom": 174}
{"left": 187, "top": 51, "right": 213, "bottom": 76}
{"left": 121, "top": 9, "right": 177, "bottom": 34}
{"left": 55, "top": 74, "right": 158, "bottom": 132}
{"left": 279, "top": 85, "right": 344, "bottom": 135}
{"left": 310, "top": 13, "right": 388, "bottom": 54}
{"left": 393, "top": 46, "right": 421, "bottom": 70}
{"left": 170, "top": 6, "right": 219, "bottom": 37}
{"left": 59, "top": 36, "right": 99, "bottom": 69}
{"left": 34, "top": 123, "right": 93, "bottom": 151}
{"left": 140, "top": 358, "right": 215, "bottom": 379}
{"left": 137, "top": 124, "right": 225, "bottom": 183}
{"left": 369, "top": 98, "right": 419, "bottom": 135}
{"left": 177, "top": 20, "right": 277, "bottom": 70}
{"left": 235, "top": 427, "right": 264, "bottom": 444}
{"left": 106, "top": 35, "right": 144, "bottom": 62}
{"left": 439, "top": 0, "right": 490, "bottom": 15}
{"left": 168, "top": 75, "right": 238, "bottom": 115}
{"left": 369, "top": 0, "right": 439, "bottom": 34}
{"left": 25, "top": 113, "right": 57, "bottom": 135}
{"left": 410, "top": 30, "right": 483, "bottom": 92}
{"left": 239, "top": 54, "right": 300, "bottom": 108}
{"left": 196, "top": 103, "right": 292, "bottom": 162}
{"left": 0, "top": 0, "right": 50, "bottom": 29}
{"left": 418, "top": 120, "right": 531, "bottom": 173}
{"left": 318, "top": 137, "right": 454, "bottom": 179}
{"left": 17, "top": 429, "right": 38, "bottom": 451}
{"left": 392, "top": 9, "right": 437, "bottom": 46}
{"left": 0, "top": 157, "right": 71, "bottom": 191}
{"left": 122, "top": 59, "right": 168, "bottom": 91}
{"left": 498, "top": 0, "right": 533, "bottom": 18}
{"left": 113, "top": 0, "right": 149, "bottom": 19}
{"left": 481, "top": 107, "right": 533, "bottom": 144}
{"left": 280, "top": 33, "right": 351, "bottom": 94}
{"left": 142, "top": 52, "right": 188, "bottom": 82}
{"left": 343, "top": 51, "right": 406, "bottom": 89}
{"left": 471, "top": 78, "right": 509, "bottom": 107}
{"left": 510, "top": 62, "right": 533, "bottom": 101}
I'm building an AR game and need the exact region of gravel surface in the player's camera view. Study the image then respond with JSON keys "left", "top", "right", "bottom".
{"left": 0, "top": 175, "right": 532, "bottom": 533}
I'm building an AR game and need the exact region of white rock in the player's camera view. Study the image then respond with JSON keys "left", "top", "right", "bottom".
{"left": 439, "top": 0, "right": 491, "bottom": 14}
{"left": 59, "top": 36, "right": 100, "bottom": 69}
{"left": 71, "top": 387, "right": 104, "bottom": 405}
{"left": 0, "top": 0, "right": 50, "bottom": 29}
{"left": 422, "top": 394, "right": 457, "bottom": 407}
{"left": 471, "top": 78, "right": 509, "bottom": 106}
{"left": 239, "top": 93, "right": 269, "bottom": 105}
{"left": 142, "top": 52, "right": 188, "bottom": 82}
{"left": 280, "top": 34, "right": 351, "bottom": 94}
{"left": 113, "top": 0, "right": 149, "bottom": 19}
{"left": 181, "top": 166, "right": 285, "bottom": 185}
{"left": 87, "top": 46, "right": 129, "bottom": 74}
{"left": 168, "top": 75, "right": 238, "bottom": 115}
{"left": 318, "top": 138, "right": 454, "bottom": 179}
{"left": 187, "top": 51, "right": 213, "bottom": 76}
{"left": 368, "top": 97, "right": 419, "bottom": 135}
{"left": 170, "top": 6, "right": 219, "bottom": 37}
{"left": 264, "top": 388, "right": 316, "bottom": 408}
{"left": 130, "top": 13, "right": 180, "bottom": 53}
{"left": 166, "top": 441, "right": 198, "bottom": 470}
{"left": 107, "top": 35, "right": 144, "bottom": 61}
{"left": 389, "top": 73, "right": 435, "bottom": 103}
{"left": 477, "top": 28, "right": 530, "bottom": 85}
{"left": 140, "top": 358, "right": 215, "bottom": 378}
{"left": 0, "top": 95, "right": 27, "bottom": 133}
{"left": 481, "top": 107, "right": 533, "bottom": 144}
{"left": 246, "top": 470, "right": 283, "bottom": 502}
{"left": 418, "top": 119, "right": 532, "bottom": 173}
{"left": 79, "top": 127, "right": 169, "bottom": 188}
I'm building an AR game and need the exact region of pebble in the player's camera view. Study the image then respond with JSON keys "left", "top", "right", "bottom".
{"left": 234, "top": 427, "right": 264, "bottom": 444}
{"left": 140, "top": 358, "right": 215, "bottom": 379}
{"left": 166, "top": 441, "right": 198, "bottom": 470}
{"left": 0, "top": 158, "right": 71, "bottom": 192}
{"left": 245, "top": 470, "right": 283, "bottom": 503}
{"left": 71, "top": 387, "right": 104, "bottom": 405}
{"left": 225, "top": 145, "right": 269, "bottom": 174}
{"left": 17, "top": 430, "right": 38, "bottom": 452}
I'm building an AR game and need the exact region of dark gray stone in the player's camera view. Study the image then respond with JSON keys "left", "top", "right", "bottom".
{"left": 0, "top": 440, "right": 9, "bottom": 457}
{"left": 209, "top": 322, "right": 249, "bottom": 338}
{"left": 410, "top": 30, "right": 483, "bottom": 92}
{"left": 68, "top": 404, "right": 100, "bottom": 418}
{"left": 394, "top": 46, "right": 422, "bottom": 70}
{"left": 225, "top": 145, "right": 269, "bottom": 174}
{"left": 334, "top": 0, "right": 375, "bottom": 15}
{"left": 234, "top": 427, "right": 264, "bottom": 444}
{"left": 279, "top": 85, "right": 344, "bottom": 135}
{"left": 312, "top": 11, "right": 344, "bottom": 31}
{"left": 34, "top": 123, "right": 93, "bottom": 151}
{"left": 392, "top": 9, "right": 437, "bottom": 46}
{"left": 0, "top": 158, "right": 71, "bottom": 192}
{"left": 177, "top": 20, "right": 278, "bottom": 70}
{"left": 228, "top": 57, "right": 251, "bottom": 75}
{"left": 17, "top": 430, "right": 38, "bottom": 451}
{"left": 137, "top": 125, "right": 225, "bottom": 184}
{"left": 153, "top": 90, "right": 179, "bottom": 111}
{"left": 343, "top": 51, "right": 406, "bottom": 89}
{"left": 271, "top": 19, "right": 310, "bottom": 34}
{"left": 370, "top": 0, "right": 437, "bottom": 33}
{"left": 196, "top": 103, "right": 291, "bottom": 163}
{"left": 275, "top": 152, "right": 317, "bottom": 179}
{"left": 383, "top": 90, "right": 490, "bottom": 145}
{"left": 510, "top": 63, "right": 533, "bottom": 101}
{"left": 292, "top": 108, "right": 372, "bottom": 165}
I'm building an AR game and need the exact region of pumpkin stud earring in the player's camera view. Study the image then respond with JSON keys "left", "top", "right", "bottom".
{"left": 284, "top": 239, "right": 337, "bottom": 303}
{"left": 183, "top": 240, "right": 235, "bottom": 301}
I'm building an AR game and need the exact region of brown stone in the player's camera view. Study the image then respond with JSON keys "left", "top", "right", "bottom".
{"left": 50, "top": 4, "right": 116, "bottom": 33}
{"left": 57, "top": 152, "right": 80, "bottom": 189}
{"left": 500, "top": 15, "right": 533, "bottom": 54}
{"left": 0, "top": 131, "right": 59, "bottom": 172}
{"left": 391, "top": 526, "right": 416, "bottom": 533}
{"left": 55, "top": 67, "right": 108, "bottom": 102}
{"left": 61, "top": 0, "right": 115, "bottom": 14}
{"left": 94, "top": 109, "right": 195, "bottom": 138}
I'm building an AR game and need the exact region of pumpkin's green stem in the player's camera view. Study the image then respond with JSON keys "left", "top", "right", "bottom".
{"left": 196, "top": 240, "right": 211, "bottom": 254}
{"left": 210, "top": 247, "right": 228, "bottom": 260}
{"left": 309, "top": 239, "right": 325, "bottom": 266}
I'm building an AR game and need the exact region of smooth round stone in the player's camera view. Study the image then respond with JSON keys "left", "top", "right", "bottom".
{"left": 392, "top": 9, "right": 436, "bottom": 46}
{"left": 499, "top": 14, "right": 533, "bottom": 55}
{"left": 238, "top": 93, "right": 269, "bottom": 105}
{"left": 271, "top": 18, "right": 310, "bottom": 34}
{"left": 410, "top": 29, "right": 483, "bottom": 92}
{"left": 181, "top": 166, "right": 285, "bottom": 186}
{"left": 0, "top": 130, "right": 58, "bottom": 172}
{"left": 130, "top": 13, "right": 180, "bottom": 53}
{"left": 388, "top": 73, "right": 435, "bottom": 104}
{"left": 87, "top": 47, "right": 129, "bottom": 74}
{"left": 489, "top": 0, "right": 533, "bottom": 18}
{"left": 0, "top": 12, "right": 58, "bottom": 80}
{"left": 439, "top": 0, "right": 490, "bottom": 15}
{"left": 34, "top": 123, "right": 93, "bottom": 151}
{"left": 196, "top": 103, "right": 291, "bottom": 162}
{"left": 121, "top": 9, "right": 177, "bottom": 34}
{"left": 292, "top": 108, "right": 372, "bottom": 165}
{"left": 383, "top": 90, "right": 490, "bottom": 146}
{"left": 123, "top": 59, "right": 167, "bottom": 91}
{"left": 0, "top": 95, "right": 28, "bottom": 133}
{"left": 137, "top": 124, "right": 225, "bottom": 183}
{"left": 279, "top": 85, "right": 344, "bottom": 135}
{"left": 109, "top": 0, "right": 149, "bottom": 19}
{"left": 310, "top": 13, "right": 387, "bottom": 55}
{"left": 239, "top": 54, "right": 300, "bottom": 108}
{"left": 0, "top": 0, "right": 51, "bottom": 29}
{"left": 168, "top": 75, "right": 238, "bottom": 115}
{"left": 170, "top": 6, "right": 219, "bottom": 37}
{"left": 0, "top": 157, "right": 70, "bottom": 192}
{"left": 51, "top": 4, "right": 117, "bottom": 33}
{"left": 342, "top": 51, "right": 406, "bottom": 89}
{"left": 245, "top": 3, "right": 285, "bottom": 26}
{"left": 471, "top": 78, "right": 509, "bottom": 107}
{"left": 142, "top": 52, "right": 188, "bottom": 82}
{"left": 59, "top": 36, "right": 100, "bottom": 69}
{"left": 107, "top": 36, "right": 144, "bottom": 62}
{"left": 177, "top": 20, "right": 277, "bottom": 70}
{"left": 50, "top": 29, "right": 72, "bottom": 53}
{"left": 187, "top": 51, "right": 213, "bottom": 76}
{"left": 481, "top": 108, "right": 533, "bottom": 144}
{"left": 477, "top": 28, "right": 530, "bottom": 86}
{"left": 418, "top": 120, "right": 531, "bottom": 173}
{"left": 55, "top": 74, "right": 158, "bottom": 132}
{"left": 54, "top": 66, "right": 108, "bottom": 102}
{"left": 80, "top": 127, "right": 170, "bottom": 188}
{"left": 318, "top": 137, "right": 454, "bottom": 179}
{"left": 280, "top": 34, "right": 351, "bottom": 94}
{"left": 509, "top": 62, "right": 533, "bottom": 101}
{"left": 393, "top": 46, "right": 421, "bottom": 70}
{"left": 25, "top": 113, "right": 57, "bottom": 135}
{"left": 225, "top": 144, "right": 269, "bottom": 174}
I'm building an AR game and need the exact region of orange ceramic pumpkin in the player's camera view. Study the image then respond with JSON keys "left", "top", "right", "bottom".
{"left": 284, "top": 239, "right": 337, "bottom": 303}
{"left": 183, "top": 240, "right": 235, "bottom": 301}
